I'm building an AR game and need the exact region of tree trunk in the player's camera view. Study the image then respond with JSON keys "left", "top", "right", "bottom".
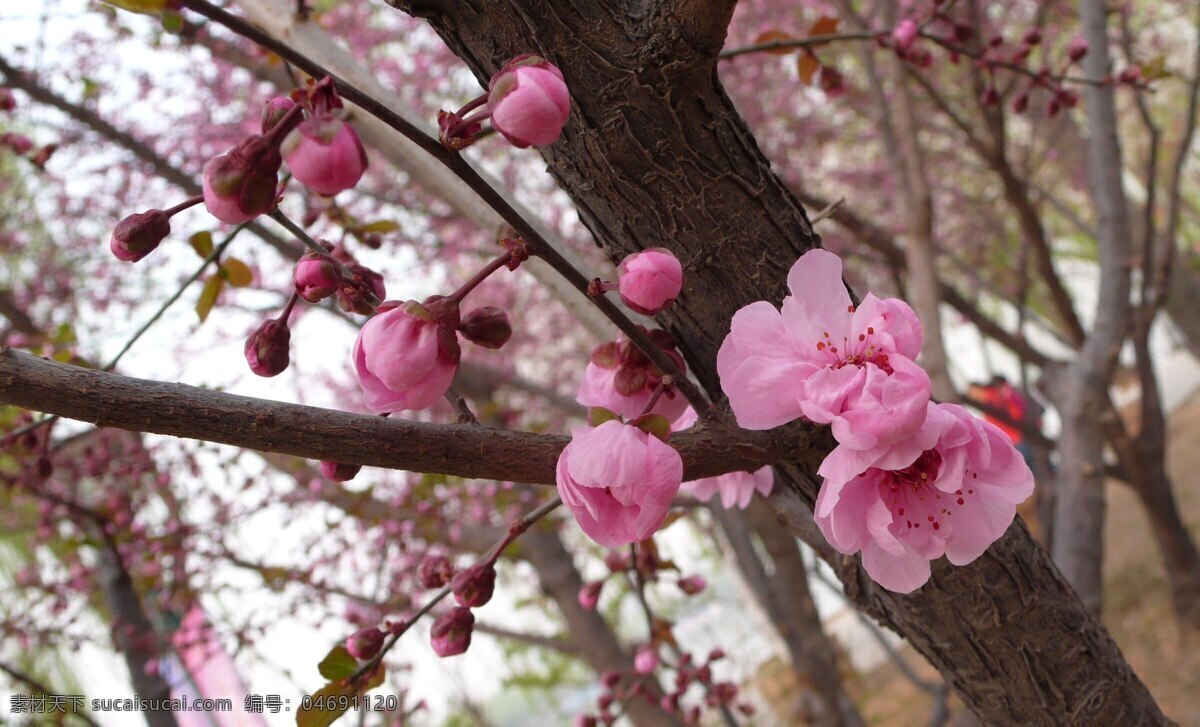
{"left": 379, "top": 1, "right": 1166, "bottom": 721}
{"left": 714, "top": 504, "right": 864, "bottom": 727}
{"left": 1051, "top": 0, "right": 1136, "bottom": 617}
{"left": 98, "top": 545, "right": 180, "bottom": 727}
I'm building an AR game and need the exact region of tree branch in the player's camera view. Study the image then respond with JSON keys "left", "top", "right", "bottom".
{"left": 0, "top": 347, "right": 778, "bottom": 483}
{"left": 670, "top": 0, "right": 739, "bottom": 55}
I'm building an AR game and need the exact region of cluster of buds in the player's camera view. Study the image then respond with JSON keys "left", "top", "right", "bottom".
{"left": 578, "top": 329, "right": 690, "bottom": 425}
{"left": 353, "top": 239, "right": 524, "bottom": 415}
{"left": 201, "top": 78, "right": 367, "bottom": 226}
{"left": 578, "top": 647, "right": 751, "bottom": 726}
{"left": 439, "top": 54, "right": 570, "bottom": 150}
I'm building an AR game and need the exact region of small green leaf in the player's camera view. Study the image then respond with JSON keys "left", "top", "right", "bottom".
{"left": 160, "top": 9, "right": 183, "bottom": 33}
{"left": 195, "top": 275, "right": 224, "bottom": 323}
{"left": 357, "top": 220, "right": 400, "bottom": 234}
{"left": 221, "top": 257, "right": 254, "bottom": 288}
{"left": 98, "top": 0, "right": 168, "bottom": 16}
{"left": 318, "top": 645, "right": 357, "bottom": 681}
{"left": 587, "top": 407, "right": 619, "bottom": 427}
{"left": 189, "top": 231, "right": 214, "bottom": 258}
{"left": 297, "top": 664, "right": 385, "bottom": 727}
{"left": 631, "top": 413, "right": 671, "bottom": 442}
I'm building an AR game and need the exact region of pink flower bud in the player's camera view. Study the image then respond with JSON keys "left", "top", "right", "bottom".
{"left": 892, "top": 20, "right": 918, "bottom": 51}
{"left": 1118, "top": 66, "right": 1143, "bottom": 84}
{"left": 337, "top": 263, "right": 386, "bottom": 315}
{"left": 1011, "top": 92, "right": 1029, "bottom": 114}
{"left": 202, "top": 135, "right": 282, "bottom": 224}
{"left": 319, "top": 461, "right": 360, "bottom": 482}
{"left": 345, "top": 627, "right": 385, "bottom": 661}
{"left": 109, "top": 210, "right": 171, "bottom": 262}
{"left": 1023, "top": 28, "right": 1042, "bottom": 46}
{"left": 578, "top": 580, "right": 603, "bottom": 610}
{"left": 0, "top": 88, "right": 15, "bottom": 112}
{"left": 281, "top": 117, "right": 368, "bottom": 197}
{"left": 574, "top": 716, "right": 597, "bottom": 727}
{"left": 819, "top": 66, "right": 847, "bottom": 96}
{"left": 600, "top": 670, "right": 621, "bottom": 689}
{"left": 707, "top": 648, "right": 725, "bottom": 662}
{"left": 261, "top": 97, "right": 297, "bottom": 134}
{"left": 1, "top": 132, "right": 33, "bottom": 155}
{"left": 617, "top": 249, "right": 683, "bottom": 316}
{"left": 450, "top": 563, "right": 496, "bottom": 608}
{"left": 430, "top": 607, "right": 474, "bottom": 657}
{"left": 677, "top": 575, "right": 706, "bottom": 595}
{"left": 556, "top": 420, "right": 683, "bottom": 547}
{"left": 459, "top": 306, "right": 513, "bottom": 349}
{"left": 244, "top": 319, "right": 291, "bottom": 377}
{"left": 1067, "top": 36, "right": 1089, "bottom": 63}
{"left": 980, "top": 85, "right": 999, "bottom": 106}
{"left": 353, "top": 300, "right": 460, "bottom": 413}
{"left": 418, "top": 555, "right": 454, "bottom": 590}
{"left": 293, "top": 253, "right": 341, "bottom": 303}
{"left": 634, "top": 645, "right": 659, "bottom": 675}
{"left": 487, "top": 55, "right": 571, "bottom": 148}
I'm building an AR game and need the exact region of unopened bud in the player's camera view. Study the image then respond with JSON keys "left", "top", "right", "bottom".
{"left": 110, "top": 210, "right": 171, "bottom": 263}
{"left": 459, "top": 307, "right": 512, "bottom": 349}
{"left": 1067, "top": 36, "right": 1089, "bottom": 63}
{"left": 578, "top": 580, "right": 603, "bottom": 610}
{"left": 417, "top": 555, "right": 454, "bottom": 590}
{"left": 345, "top": 627, "right": 385, "bottom": 661}
{"left": 634, "top": 645, "right": 659, "bottom": 674}
{"left": 0, "top": 88, "right": 16, "bottom": 112}
{"left": 202, "top": 135, "right": 283, "bottom": 225}
{"left": 430, "top": 606, "right": 474, "bottom": 657}
{"left": 293, "top": 253, "right": 341, "bottom": 303}
{"left": 0, "top": 132, "right": 32, "bottom": 155}
{"left": 677, "top": 575, "right": 707, "bottom": 595}
{"left": 450, "top": 563, "right": 496, "bottom": 608}
{"left": 600, "top": 670, "right": 621, "bottom": 689}
{"left": 337, "top": 263, "right": 385, "bottom": 315}
{"left": 319, "top": 461, "right": 360, "bottom": 482}
{"left": 244, "top": 319, "right": 291, "bottom": 377}
{"left": 261, "top": 97, "right": 297, "bottom": 134}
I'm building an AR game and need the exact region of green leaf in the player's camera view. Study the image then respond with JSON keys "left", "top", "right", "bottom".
{"left": 631, "top": 413, "right": 671, "bottom": 442}
{"left": 318, "top": 646, "right": 358, "bottom": 681}
{"left": 98, "top": 0, "right": 168, "bottom": 16}
{"left": 189, "top": 231, "right": 214, "bottom": 258}
{"left": 160, "top": 9, "right": 183, "bottom": 33}
{"left": 587, "top": 407, "right": 619, "bottom": 427}
{"left": 195, "top": 275, "right": 224, "bottom": 323}
{"left": 221, "top": 257, "right": 254, "bottom": 288}
{"left": 357, "top": 220, "right": 400, "bottom": 234}
{"left": 297, "top": 664, "right": 385, "bottom": 727}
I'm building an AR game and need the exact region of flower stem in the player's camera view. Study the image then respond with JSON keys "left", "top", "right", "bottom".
{"left": 448, "top": 251, "right": 513, "bottom": 304}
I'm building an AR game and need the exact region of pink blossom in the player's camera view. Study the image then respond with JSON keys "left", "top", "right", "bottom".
{"left": 487, "top": 55, "right": 570, "bottom": 148}
{"left": 318, "top": 461, "right": 360, "bottom": 482}
{"left": 576, "top": 334, "right": 690, "bottom": 425}
{"left": 617, "top": 249, "right": 683, "bottom": 315}
{"left": 676, "top": 575, "right": 706, "bottom": 595}
{"left": 814, "top": 402, "right": 1035, "bottom": 593}
{"left": 634, "top": 645, "right": 659, "bottom": 674}
{"left": 682, "top": 466, "right": 774, "bottom": 510}
{"left": 892, "top": 19, "right": 919, "bottom": 51}
{"left": 717, "top": 249, "right": 931, "bottom": 451}
{"left": 555, "top": 420, "right": 683, "bottom": 547}
{"left": 281, "top": 117, "right": 368, "bottom": 197}
{"left": 353, "top": 300, "right": 459, "bottom": 413}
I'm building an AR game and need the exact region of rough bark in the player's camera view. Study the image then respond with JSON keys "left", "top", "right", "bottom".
{"left": 1050, "top": 0, "right": 1135, "bottom": 617}
{"left": 379, "top": 2, "right": 1166, "bottom": 722}
{"left": 714, "top": 505, "right": 863, "bottom": 727}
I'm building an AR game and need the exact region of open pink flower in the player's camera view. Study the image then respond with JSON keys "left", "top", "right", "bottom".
{"left": 682, "top": 466, "right": 774, "bottom": 510}
{"left": 353, "top": 300, "right": 459, "bottom": 413}
{"left": 556, "top": 420, "right": 683, "bottom": 547}
{"left": 814, "top": 402, "right": 1035, "bottom": 593}
{"left": 618, "top": 249, "right": 683, "bottom": 315}
{"left": 281, "top": 117, "right": 368, "bottom": 197}
{"left": 487, "top": 55, "right": 570, "bottom": 148}
{"left": 717, "top": 249, "right": 930, "bottom": 450}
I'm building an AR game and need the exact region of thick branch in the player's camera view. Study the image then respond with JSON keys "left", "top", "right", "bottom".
{"left": 0, "top": 347, "right": 776, "bottom": 483}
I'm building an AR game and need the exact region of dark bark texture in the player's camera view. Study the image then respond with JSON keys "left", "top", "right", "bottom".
{"left": 382, "top": 1, "right": 1167, "bottom": 723}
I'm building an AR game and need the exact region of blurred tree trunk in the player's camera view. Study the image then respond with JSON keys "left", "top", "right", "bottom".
{"left": 1050, "top": 0, "right": 1135, "bottom": 616}
{"left": 714, "top": 503, "right": 864, "bottom": 727}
